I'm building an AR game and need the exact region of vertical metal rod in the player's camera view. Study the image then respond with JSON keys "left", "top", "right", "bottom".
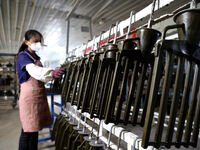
{"left": 103, "top": 65, "right": 116, "bottom": 120}
{"left": 165, "top": 57, "right": 185, "bottom": 146}
{"left": 89, "top": 18, "right": 93, "bottom": 40}
{"left": 140, "top": 64, "right": 153, "bottom": 127}
{"left": 142, "top": 47, "right": 164, "bottom": 148}
{"left": 132, "top": 63, "right": 148, "bottom": 125}
{"left": 61, "top": 63, "right": 72, "bottom": 99}
{"left": 126, "top": 11, "right": 135, "bottom": 39}
{"left": 115, "top": 58, "right": 130, "bottom": 123}
{"left": 99, "top": 65, "right": 113, "bottom": 119}
{"left": 191, "top": 79, "right": 200, "bottom": 147}
{"left": 71, "top": 62, "right": 81, "bottom": 105}
{"left": 81, "top": 61, "right": 93, "bottom": 113}
{"left": 89, "top": 62, "right": 103, "bottom": 118}
{"left": 154, "top": 51, "right": 174, "bottom": 147}
{"left": 104, "top": 59, "right": 120, "bottom": 123}
{"left": 184, "top": 65, "right": 200, "bottom": 146}
{"left": 147, "top": 0, "right": 157, "bottom": 28}
{"left": 76, "top": 63, "right": 88, "bottom": 110}
{"left": 65, "top": 62, "right": 77, "bottom": 103}
{"left": 123, "top": 61, "right": 140, "bottom": 124}
{"left": 66, "top": 17, "right": 70, "bottom": 54}
{"left": 113, "top": 21, "right": 119, "bottom": 44}
{"left": 107, "top": 25, "right": 113, "bottom": 43}
{"left": 96, "top": 65, "right": 108, "bottom": 118}
{"left": 79, "top": 60, "right": 90, "bottom": 111}
{"left": 176, "top": 61, "right": 194, "bottom": 147}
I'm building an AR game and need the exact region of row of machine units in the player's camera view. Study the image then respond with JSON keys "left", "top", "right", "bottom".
{"left": 50, "top": 0, "right": 200, "bottom": 149}
{"left": 0, "top": 54, "right": 18, "bottom": 108}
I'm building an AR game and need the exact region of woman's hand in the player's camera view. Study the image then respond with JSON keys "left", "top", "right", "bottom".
{"left": 52, "top": 68, "right": 65, "bottom": 78}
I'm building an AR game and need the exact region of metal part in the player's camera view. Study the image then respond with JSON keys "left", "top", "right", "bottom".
{"left": 104, "top": 11, "right": 137, "bottom": 124}
{"left": 88, "top": 120, "right": 105, "bottom": 149}
{"left": 117, "top": 129, "right": 129, "bottom": 150}
{"left": 104, "top": 7, "right": 161, "bottom": 125}
{"left": 165, "top": 57, "right": 185, "bottom": 147}
{"left": 142, "top": 7, "right": 200, "bottom": 149}
{"left": 89, "top": 24, "right": 117, "bottom": 120}
{"left": 73, "top": 114, "right": 90, "bottom": 150}
{"left": 106, "top": 125, "right": 117, "bottom": 149}
{"left": 81, "top": 37, "right": 99, "bottom": 113}
{"left": 132, "top": 137, "right": 142, "bottom": 150}
{"left": 147, "top": 0, "right": 157, "bottom": 28}
{"left": 66, "top": 17, "right": 70, "bottom": 54}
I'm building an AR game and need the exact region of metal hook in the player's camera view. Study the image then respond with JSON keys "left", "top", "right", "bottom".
{"left": 96, "top": 120, "right": 102, "bottom": 142}
{"left": 126, "top": 10, "right": 136, "bottom": 39}
{"left": 132, "top": 137, "right": 142, "bottom": 150}
{"left": 147, "top": 0, "right": 157, "bottom": 28}
{"left": 117, "top": 129, "right": 129, "bottom": 150}
{"left": 107, "top": 125, "right": 118, "bottom": 149}
{"left": 190, "top": 0, "right": 197, "bottom": 8}
{"left": 89, "top": 118, "right": 96, "bottom": 139}
{"left": 82, "top": 113, "right": 87, "bottom": 133}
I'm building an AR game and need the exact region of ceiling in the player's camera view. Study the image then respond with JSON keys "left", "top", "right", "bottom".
{"left": 0, "top": 0, "right": 196, "bottom": 55}
{"left": 0, "top": 0, "right": 154, "bottom": 54}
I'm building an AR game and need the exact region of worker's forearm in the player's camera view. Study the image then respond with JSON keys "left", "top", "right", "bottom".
{"left": 26, "top": 63, "right": 53, "bottom": 82}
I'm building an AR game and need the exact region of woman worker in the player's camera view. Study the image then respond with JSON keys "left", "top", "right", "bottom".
{"left": 16, "top": 30, "right": 63, "bottom": 150}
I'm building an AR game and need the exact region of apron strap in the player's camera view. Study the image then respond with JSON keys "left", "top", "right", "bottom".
{"left": 24, "top": 51, "right": 37, "bottom": 63}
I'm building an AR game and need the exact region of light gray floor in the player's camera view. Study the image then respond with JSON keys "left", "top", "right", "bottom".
{"left": 0, "top": 105, "right": 55, "bottom": 150}
{"left": 0, "top": 107, "right": 21, "bottom": 150}
{"left": 0, "top": 95, "right": 62, "bottom": 150}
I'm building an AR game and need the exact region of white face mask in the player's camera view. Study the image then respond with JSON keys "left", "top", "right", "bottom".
{"left": 30, "top": 42, "right": 42, "bottom": 52}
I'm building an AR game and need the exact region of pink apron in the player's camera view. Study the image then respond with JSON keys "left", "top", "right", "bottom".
{"left": 19, "top": 51, "right": 52, "bottom": 132}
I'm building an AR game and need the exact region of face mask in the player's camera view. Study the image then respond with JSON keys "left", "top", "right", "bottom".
{"left": 30, "top": 42, "right": 42, "bottom": 52}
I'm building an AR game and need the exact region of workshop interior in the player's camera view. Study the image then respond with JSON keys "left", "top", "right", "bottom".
{"left": 0, "top": 0, "right": 200, "bottom": 149}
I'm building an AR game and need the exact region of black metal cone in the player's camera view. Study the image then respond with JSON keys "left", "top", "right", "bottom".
{"left": 136, "top": 28, "right": 161, "bottom": 58}
{"left": 174, "top": 9, "right": 200, "bottom": 55}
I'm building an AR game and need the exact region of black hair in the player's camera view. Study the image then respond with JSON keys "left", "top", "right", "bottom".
{"left": 17, "top": 29, "right": 44, "bottom": 56}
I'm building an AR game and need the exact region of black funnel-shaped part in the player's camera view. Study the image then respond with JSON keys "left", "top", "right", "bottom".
{"left": 105, "top": 43, "right": 118, "bottom": 59}
{"left": 122, "top": 40, "right": 137, "bottom": 51}
{"left": 174, "top": 9, "right": 200, "bottom": 55}
{"left": 136, "top": 28, "right": 161, "bottom": 57}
